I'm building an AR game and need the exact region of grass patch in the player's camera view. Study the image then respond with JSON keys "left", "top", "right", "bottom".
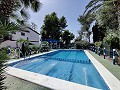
{"left": 89, "top": 51, "right": 120, "bottom": 81}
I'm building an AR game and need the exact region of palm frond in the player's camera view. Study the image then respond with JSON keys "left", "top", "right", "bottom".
{"left": 20, "top": 8, "right": 30, "bottom": 20}
{"left": 0, "top": 49, "right": 8, "bottom": 89}
{"left": 20, "top": 0, "right": 30, "bottom": 8}
{"left": 12, "top": 0, "right": 22, "bottom": 11}
{"left": 84, "top": 0, "right": 103, "bottom": 14}
{"left": 10, "top": 13, "right": 19, "bottom": 20}
{"left": 84, "top": 0, "right": 113, "bottom": 14}
{"left": 0, "top": 21, "right": 20, "bottom": 35}
{"left": 17, "top": 19, "right": 25, "bottom": 25}
{"left": 31, "top": 0, "right": 42, "bottom": 12}
{"left": 85, "top": 4, "right": 103, "bottom": 15}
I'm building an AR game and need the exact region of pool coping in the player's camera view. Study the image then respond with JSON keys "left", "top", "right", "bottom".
{"left": 84, "top": 50, "right": 120, "bottom": 90}
{"left": 6, "top": 50, "right": 58, "bottom": 64}
{"left": 5, "top": 49, "right": 120, "bottom": 90}
{"left": 5, "top": 49, "right": 98, "bottom": 90}
{"left": 6, "top": 67, "right": 98, "bottom": 90}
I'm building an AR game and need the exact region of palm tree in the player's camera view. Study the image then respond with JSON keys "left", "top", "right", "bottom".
{"left": 0, "top": 20, "right": 20, "bottom": 89}
{"left": 0, "top": 0, "right": 42, "bottom": 43}
{"left": 0, "top": 49, "right": 9, "bottom": 89}
{"left": 0, "top": 21, "right": 20, "bottom": 43}
{"left": 84, "top": 0, "right": 120, "bottom": 38}
{"left": 0, "top": 0, "right": 41, "bottom": 23}
{"left": 0, "top": 0, "right": 41, "bottom": 89}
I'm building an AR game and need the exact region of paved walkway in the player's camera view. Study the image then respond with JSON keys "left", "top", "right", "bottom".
{"left": 89, "top": 51, "right": 120, "bottom": 80}
{"left": 3, "top": 74, "right": 50, "bottom": 90}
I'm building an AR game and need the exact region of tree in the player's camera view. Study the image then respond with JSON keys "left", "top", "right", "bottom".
{"left": 96, "top": 2, "right": 118, "bottom": 32}
{"left": 76, "top": 30, "right": 83, "bottom": 41}
{"left": 41, "top": 12, "right": 60, "bottom": 40}
{"left": 103, "top": 32, "right": 119, "bottom": 49}
{"left": 92, "top": 23, "right": 106, "bottom": 43}
{"left": 0, "top": 22, "right": 18, "bottom": 89}
{"left": 41, "top": 12, "right": 67, "bottom": 40}
{"left": 17, "top": 38, "right": 30, "bottom": 56}
{"left": 0, "top": 0, "right": 41, "bottom": 43}
{"left": 59, "top": 16, "right": 68, "bottom": 31}
{"left": 74, "top": 40, "right": 89, "bottom": 49}
{"left": 77, "top": 14, "right": 95, "bottom": 42}
{"left": 0, "top": 49, "right": 9, "bottom": 89}
{"left": 61, "top": 30, "right": 74, "bottom": 48}
{"left": 0, "top": 0, "right": 41, "bottom": 23}
{"left": 84, "top": 0, "right": 120, "bottom": 41}
{"left": 75, "top": 30, "right": 90, "bottom": 49}
{"left": 0, "top": 21, "right": 20, "bottom": 43}
{"left": 0, "top": 0, "right": 41, "bottom": 89}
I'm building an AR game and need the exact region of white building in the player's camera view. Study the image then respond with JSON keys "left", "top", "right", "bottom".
{"left": 0, "top": 27, "right": 41, "bottom": 48}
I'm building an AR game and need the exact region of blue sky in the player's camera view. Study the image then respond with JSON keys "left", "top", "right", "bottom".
{"left": 28, "top": 0, "right": 91, "bottom": 38}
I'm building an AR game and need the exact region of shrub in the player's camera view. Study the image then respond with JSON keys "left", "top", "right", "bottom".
{"left": 39, "top": 41, "right": 50, "bottom": 52}
{"left": 95, "top": 41, "right": 102, "bottom": 47}
{"left": 0, "top": 49, "right": 9, "bottom": 89}
{"left": 75, "top": 40, "right": 89, "bottom": 49}
{"left": 103, "top": 33, "right": 119, "bottom": 49}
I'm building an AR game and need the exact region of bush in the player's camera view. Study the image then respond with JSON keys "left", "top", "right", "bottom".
{"left": 75, "top": 40, "right": 89, "bottom": 49}
{"left": 103, "top": 33, "right": 119, "bottom": 49}
{"left": 0, "top": 49, "right": 9, "bottom": 89}
{"left": 39, "top": 41, "right": 50, "bottom": 52}
{"left": 31, "top": 45, "right": 39, "bottom": 54}
{"left": 95, "top": 41, "right": 102, "bottom": 47}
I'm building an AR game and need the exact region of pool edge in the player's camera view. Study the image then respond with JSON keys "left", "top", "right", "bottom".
{"left": 5, "top": 49, "right": 99, "bottom": 90}
{"left": 84, "top": 50, "right": 120, "bottom": 90}
{"left": 6, "top": 66, "right": 99, "bottom": 90}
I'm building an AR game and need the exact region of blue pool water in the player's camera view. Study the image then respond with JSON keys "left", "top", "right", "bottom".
{"left": 10, "top": 50, "right": 109, "bottom": 90}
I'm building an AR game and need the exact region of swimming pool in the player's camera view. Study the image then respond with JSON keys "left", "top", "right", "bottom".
{"left": 10, "top": 50, "right": 109, "bottom": 89}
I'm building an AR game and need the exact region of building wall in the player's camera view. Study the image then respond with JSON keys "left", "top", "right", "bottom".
{"left": 0, "top": 40, "right": 20, "bottom": 48}
{"left": 12, "top": 31, "right": 29, "bottom": 40}
{"left": 28, "top": 29, "right": 40, "bottom": 46}
{"left": 12, "top": 28, "right": 40, "bottom": 46}
{"left": 0, "top": 28, "right": 40, "bottom": 48}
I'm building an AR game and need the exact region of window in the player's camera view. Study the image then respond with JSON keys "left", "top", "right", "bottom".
{"left": 26, "top": 31, "right": 30, "bottom": 33}
{"left": 21, "top": 32, "right": 25, "bottom": 36}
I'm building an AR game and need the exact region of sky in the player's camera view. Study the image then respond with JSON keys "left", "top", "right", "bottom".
{"left": 28, "top": 0, "right": 91, "bottom": 38}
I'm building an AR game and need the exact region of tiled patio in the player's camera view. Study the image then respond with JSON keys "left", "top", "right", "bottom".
{"left": 4, "top": 74, "right": 50, "bottom": 90}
